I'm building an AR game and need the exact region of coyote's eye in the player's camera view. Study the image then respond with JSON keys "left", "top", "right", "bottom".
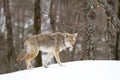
{"left": 69, "top": 39, "right": 73, "bottom": 42}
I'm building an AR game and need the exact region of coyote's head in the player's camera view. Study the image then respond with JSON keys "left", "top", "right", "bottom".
{"left": 64, "top": 33, "right": 78, "bottom": 47}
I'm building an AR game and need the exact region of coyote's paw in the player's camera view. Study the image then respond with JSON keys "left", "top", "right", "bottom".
{"left": 44, "top": 64, "right": 48, "bottom": 68}
{"left": 58, "top": 63, "right": 65, "bottom": 67}
{"left": 26, "top": 65, "right": 33, "bottom": 70}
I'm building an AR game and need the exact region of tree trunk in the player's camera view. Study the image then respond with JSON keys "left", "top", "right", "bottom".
{"left": 116, "top": 0, "right": 120, "bottom": 60}
{"left": 98, "top": 0, "right": 120, "bottom": 30}
{"left": 34, "top": 0, "right": 42, "bottom": 67}
{"left": 83, "top": 0, "right": 96, "bottom": 60}
{"left": 49, "top": 0, "right": 56, "bottom": 32}
{"left": 98, "top": 0, "right": 120, "bottom": 60}
{"left": 106, "top": 0, "right": 118, "bottom": 60}
{"left": 106, "top": 17, "right": 116, "bottom": 60}
{"left": 3, "top": 0, "right": 15, "bottom": 72}
{"left": 115, "top": 31, "right": 120, "bottom": 60}
{"left": 49, "top": 0, "right": 57, "bottom": 63}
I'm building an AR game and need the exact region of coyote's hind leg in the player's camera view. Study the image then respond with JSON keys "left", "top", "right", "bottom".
{"left": 25, "top": 51, "right": 37, "bottom": 69}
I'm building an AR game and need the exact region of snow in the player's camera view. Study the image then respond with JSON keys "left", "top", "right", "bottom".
{"left": 0, "top": 61, "right": 120, "bottom": 80}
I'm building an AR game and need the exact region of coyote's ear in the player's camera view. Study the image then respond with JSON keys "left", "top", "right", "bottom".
{"left": 74, "top": 33, "right": 78, "bottom": 38}
{"left": 65, "top": 33, "right": 69, "bottom": 37}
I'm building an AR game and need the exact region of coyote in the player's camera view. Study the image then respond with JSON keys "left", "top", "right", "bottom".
{"left": 17, "top": 32, "right": 78, "bottom": 69}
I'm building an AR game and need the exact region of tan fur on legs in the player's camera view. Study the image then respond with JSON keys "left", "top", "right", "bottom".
{"left": 54, "top": 43, "right": 62, "bottom": 66}
{"left": 17, "top": 56, "right": 25, "bottom": 63}
{"left": 25, "top": 59, "right": 31, "bottom": 69}
{"left": 54, "top": 52, "right": 62, "bottom": 66}
{"left": 53, "top": 45, "right": 62, "bottom": 66}
{"left": 56, "top": 52, "right": 62, "bottom": 66}
{"left": 25, "top": 52, "right": 37, "bottom": 69}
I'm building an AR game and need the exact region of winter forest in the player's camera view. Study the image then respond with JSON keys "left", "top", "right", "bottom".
{"left": 0, "top": 0, "right": 120, "bottom": 74}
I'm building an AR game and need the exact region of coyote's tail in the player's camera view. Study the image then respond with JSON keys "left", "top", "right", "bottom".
{"left": 16, "top": 48, "right": 27, "bottom": 63}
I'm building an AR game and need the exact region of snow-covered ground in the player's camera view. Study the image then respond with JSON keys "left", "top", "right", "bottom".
{"left": 0, "top": 61, "right": 120, "bottom": 80}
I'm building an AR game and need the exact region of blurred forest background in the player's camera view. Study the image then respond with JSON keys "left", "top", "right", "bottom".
{"left": 0, "top": 0, "right": 120, "bottom": 74}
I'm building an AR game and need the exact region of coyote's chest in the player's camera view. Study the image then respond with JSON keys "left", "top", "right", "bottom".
{"left": 39, "top": 46, "right": 55, "bottom": 53}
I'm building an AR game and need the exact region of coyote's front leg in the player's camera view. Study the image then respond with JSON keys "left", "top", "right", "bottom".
{"left": 54, "top": 45, "right": 62, "bottom": 66}
{"left": 54, "top": 51, "right": 63, "bottom": 66}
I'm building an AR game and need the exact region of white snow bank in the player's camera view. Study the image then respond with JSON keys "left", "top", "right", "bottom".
{"left": 0, "top": 61, "right": 120, "bottom": 80}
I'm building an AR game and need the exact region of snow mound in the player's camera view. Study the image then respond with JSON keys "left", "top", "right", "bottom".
{"left": 0, "top": 61, "right": 120, "bottom": 80}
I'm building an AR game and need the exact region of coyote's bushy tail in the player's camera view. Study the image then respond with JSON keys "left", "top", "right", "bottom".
{"left": 16, "top": 48, "right": 27, "bottom": 63}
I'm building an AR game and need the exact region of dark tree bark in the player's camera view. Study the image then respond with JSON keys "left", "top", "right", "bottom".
{"left": 49, "top": 0, "right": 56, "bottom": 32}
{"left": 116, "top": 0, "right": 120, "bottom": 60}
{"left": 34, "top": 0, "right": 42, "bottom": 67}
{"left": 98, "top": 0, "right": 120, "bottom": 60}
{"left": 106, "top": 17, "right": 116, "bottom": 59}
{"left": 83, "top": 0, "right": 97, "bottom": 60}
{"left": 115, "top": 31, "right": 120, "bottom": 60}
{"left": 98, "top": 0, "right": 120, "bottom": 30}
{"left": 106, "top": 0, "right": 118, "bottom": 60}
{"left": 34, "top": 0, "right": 41, "bottom": 34}
{"left": 3, "top": 0, "right": 15, "bottom": 72}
